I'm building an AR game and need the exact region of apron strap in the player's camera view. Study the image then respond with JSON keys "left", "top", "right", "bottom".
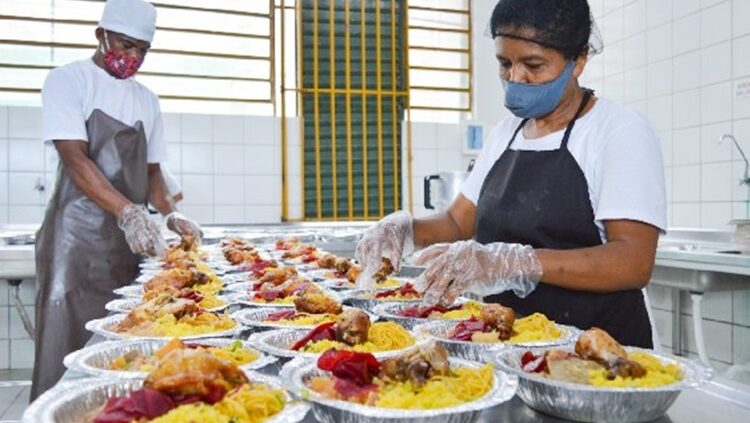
{"left": 560, "top": 88, "right": 594, "bottom": 150}
{"left": 504, "top": 118, "right": 529, "bottom": 152}
{"left": 505, "top": 88, "right": 594, "bottom": 152}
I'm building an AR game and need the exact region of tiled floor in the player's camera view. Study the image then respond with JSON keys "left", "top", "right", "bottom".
{"left": 0, "top": 369, "right": 31, "bottom": 422}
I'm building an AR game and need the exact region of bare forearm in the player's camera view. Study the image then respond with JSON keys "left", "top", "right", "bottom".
{"left": 148, "top": 164, "right": 174, "bottom": 216}
{"left": 536, "top": 242, "right": 655, "bottom": 292}
{"left": 63, "top": 154, "right": 131, "bottom": 216}
{"left": 413, "top": 212, "right": 466, "bottom": 248}
{"left": 413, "top": 194, "right": 477, "bottom": 248}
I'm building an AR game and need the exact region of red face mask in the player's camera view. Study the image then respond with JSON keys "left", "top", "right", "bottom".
{"left": 101, "top": 32, "right": 143, "bottom": 79}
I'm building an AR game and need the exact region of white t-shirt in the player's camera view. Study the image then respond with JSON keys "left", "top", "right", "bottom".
{"left": 461, "top": 97, "right": 666, "bottom": 241}
{"left": 41, "top": 58, "right": 166, "bottom": 163}
{"left": 161, "top": 164, "right": 181, "bottom": 197}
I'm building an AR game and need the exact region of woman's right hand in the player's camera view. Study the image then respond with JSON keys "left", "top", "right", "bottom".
{"left": 355, "top": 211, "right": 415, "bottom": 288}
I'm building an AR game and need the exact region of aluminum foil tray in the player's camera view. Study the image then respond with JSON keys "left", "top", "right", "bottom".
{"left": 231, "top": 306, "right": 378, "bottom": 332}
{"left": 307, "top": 273, "right": 411, "bottom": 293}
{"left": 247, "top": 327, "right": 426, "bottom": 360}
{"left": 23, "top": 371, "right": 309, "bottom": 423}
{"left": 85, "top": 314, "right": 242, "bottom": 341}
{"left": 413, "top": 320, "right": 579, "bottom": 362}
{"left": 112, "top": 284, "right": 236, "bottom": 299}
{"left": 489, "top": 346, "right": 713, "bottom": 423}
{"left": 63, "top": 338, "right": 277, "bottom": 379}
{"left": 105, "top": 295, "right": 231, "bottom": 313}
{"left": 341, "top": 289, "right": 424, "bottom": 310}
{"left": 371, "top": 299, "right": 474, "bottom": 330}
{"left": 280, "top": 356, "right": 517, "bottom": 423}
{"left": 134, "top": 266, "right": 229, "bottom": 283}
{"left": 226, "top": 288, "right": 342, "bottom": 308}
{"left": 113, "top": 285, "right": 144, "bottom": 297}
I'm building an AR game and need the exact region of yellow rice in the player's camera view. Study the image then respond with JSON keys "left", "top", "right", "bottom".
{"left": 508, "top": 313, "right": 562, "bottom": 344}
{"left": 374, "top": 363, "right": 494, "bottom": 409}
{"left": 253, "top": 296, "right": 297, "bottom": 305}
{"left": 589, "top": 351, "right": 683, "bottom": 388}
{"left": 301, "top": 322, "right": 414, "bottom": 353}
{"left": 149, "top": 383, "right": 286, "bottom": 423}
{"left": 440, "top": 301, "right": 484, "bottom": 320}
{"left": 150, "top": 312, "right": 236, "bottom": 337}
{"left": 271, "top": 313, "right": 337, "bottom": 326}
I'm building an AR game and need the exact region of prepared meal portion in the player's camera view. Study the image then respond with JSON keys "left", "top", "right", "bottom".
{"left": 291, "top": 309, "right": 414, "bottom": 353}
{"left": 274, "top": 237, "right": 301, "bottom": 251}
{"left": 251, "top": 279, "right": 322, "bottom": 305}
{"left": 307, "top": 343, "right": 493, "bottom": 409}
{"left": 143, "top": 267, "right": 223, "bottom": 297}
{"left": 111, "top": 294, "right": 236, "bottom": 337}
{"left": 329, "top": 277, "right": 402, "bottom": 290}
{"left": 89, "top": 348, "right": 286, "bottom": 423}
{"left": 397, "top": 301, "right": 484, "bottom": 320}
{"left": 139, "top": 267, "right": 224, "bottom": 311}
{"left": 447, "top": 303, "right": 561, "bottom": 344}
{"left": 315, "top": 254, "right": 363, "bottom": 282}
{"left": 110, "top": 339, "right": 260, "bottom": 373}
{"left": 282, "top": 243, "right": 318, "bottom": 260}
{"left": 222, "top": 238, "right": 263, "bottom": 266}
{"left": 250, "top": 266, "right": 298, "bottom": 290}
{"left": 162, "top": 235, "right": 205, "bottom": 262}
{"left": 521, "top": 328, "right": 683, "bottom": 388}
{"left": 245, "top": 259, "right": 280, "bottom": 280}
{"left": 258, "top": 291, "right": 344, "bottom": 326}
{"left": 362, "top": 283, "right": 422, "bottom": 301}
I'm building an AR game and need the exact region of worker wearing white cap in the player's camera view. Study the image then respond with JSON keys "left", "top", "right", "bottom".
{"left": 32, "top": 0, "right": 202, "bottom": 398}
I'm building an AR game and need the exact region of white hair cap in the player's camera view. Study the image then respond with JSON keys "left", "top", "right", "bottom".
{"left": 99, "top": 0, "right": 157, "bottom": 43}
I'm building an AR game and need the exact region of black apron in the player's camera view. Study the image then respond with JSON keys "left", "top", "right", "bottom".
{"left": 32, "top": 109, "right": 148, "bottom": 399}
{"left": 475, "top": 90, "right": 652, "bottom": 348}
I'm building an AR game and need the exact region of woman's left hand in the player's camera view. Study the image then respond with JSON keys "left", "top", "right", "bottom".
{"left": 413, "top": 240, "right": 543, "bottom": 305}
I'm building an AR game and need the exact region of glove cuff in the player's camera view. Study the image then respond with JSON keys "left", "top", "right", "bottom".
{"left": 117, "top": 204, "right": 146, "bottom": 230}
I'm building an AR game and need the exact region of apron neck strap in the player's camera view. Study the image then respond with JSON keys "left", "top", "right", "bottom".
{"left": 560, "top": 88, "right": 594, "bottom": 149}
{"left": 507, "top": 118, "right": 530, "bottom": 151}
{"left": 506, "top": 88, "right": 594, "bottom": 152}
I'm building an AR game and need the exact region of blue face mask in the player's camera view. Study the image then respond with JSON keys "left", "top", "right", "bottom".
{"left": 502, "top": 61, "right": 575, "bottom": 119}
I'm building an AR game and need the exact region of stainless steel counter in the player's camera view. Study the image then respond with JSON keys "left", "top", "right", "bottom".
{"left": 58, "top": 335, "right": 750, "bottom": 423}
{"left": 20, "top": 223, "right": 750, "bottom": 421}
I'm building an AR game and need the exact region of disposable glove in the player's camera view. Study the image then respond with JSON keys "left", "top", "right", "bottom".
{"left": 117, "top": 204, "right": 168, "bottom": 257}
{"left": 355, "top": 211, "right": 415, "bottom": 289}
{"left": 165, "top": 211, "right": 203, "bottom": 243}
{"left": 413, "top": 240, "right": 542, "bottom": 306}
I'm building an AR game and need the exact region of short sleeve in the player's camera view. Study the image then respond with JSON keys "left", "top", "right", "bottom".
{"left": 42, "top": 67, "right": 88, "bottom": 144}
{"left": 593, "top": 115, "right": 667, "bottom": 232}
{"left": 146, "top": 97, "right": 167, "bottom": 163}
{"left": 161, "top": 164, "right": 181, "bottom": 196}
{"left": 460, "top": 121, "right": 510, "bottom": 204}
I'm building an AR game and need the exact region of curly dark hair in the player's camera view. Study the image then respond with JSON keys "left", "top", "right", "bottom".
{"left": 490, "top": 0, "right": 593, "bottom": 60}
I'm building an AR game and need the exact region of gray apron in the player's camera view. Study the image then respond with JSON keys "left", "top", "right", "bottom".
{"left": 31, "top": 109, "right": 148, "bottom": 399}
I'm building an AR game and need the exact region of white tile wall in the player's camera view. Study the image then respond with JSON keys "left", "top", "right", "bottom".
{"left": 582, "top": 0, "right": 748, "bottom": 230}
{"left": 0, "top": 306, "right": 9, "bottom": 340}
{"left": 9, "top": 339, "right": 34, "bottom": 369}
{"left": 0, "top": 340, "right": 8, "bottom": 369}
{"left": 578, "top": 0, "right": 750, "bottom": 371}
{"left": 396, "top": 120, "right": 467, "bottom": 218}
{"left": 0, "top": 108, "right": 284, "bottom": 226}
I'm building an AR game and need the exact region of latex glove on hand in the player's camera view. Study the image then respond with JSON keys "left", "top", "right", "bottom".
{"left": 165, "top": 211, "right": 203, "bottom": 243}
{"left": 413, "top": 240, "right": 543, "bottom": 306}
{"left": 117, "top": 204, "right": 168, "bottom": 257}
{"left": 355, "top": 211, "right": 415, "bottom": 289}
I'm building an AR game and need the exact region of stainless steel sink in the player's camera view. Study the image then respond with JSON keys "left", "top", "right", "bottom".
{"left": 659, "top": 243, "right": 747, "bottom": 255}
{"left": 651, "top": 265, "right": 750, "bottom": 292}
